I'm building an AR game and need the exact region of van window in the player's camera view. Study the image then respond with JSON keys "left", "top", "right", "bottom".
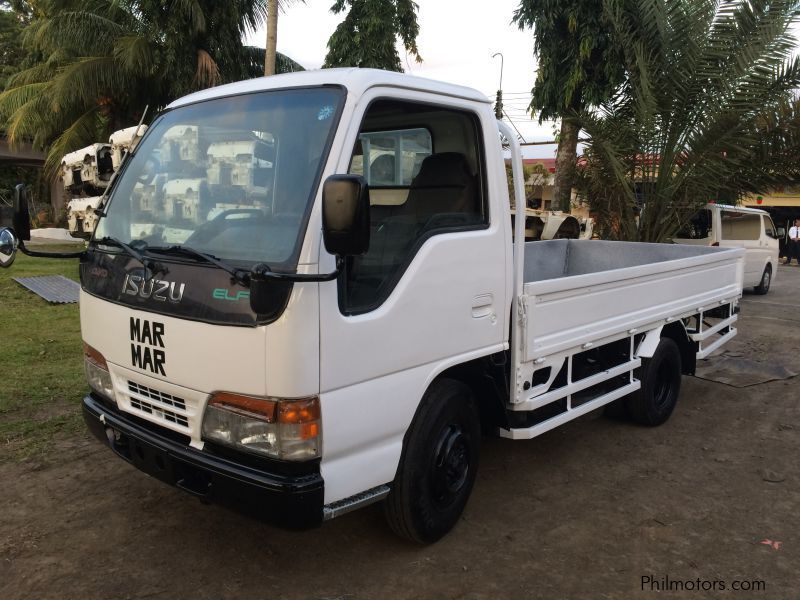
{"left": 340, "top": 99, "right": 487, "bottom": 314}
{"left": 721, "top": 211, "right": 761, "bottom": 241}
{"left": 676, "top": 209, "right": 712, "bottom": 240}
{"left": 765, "top": 216, "right": 778, "bottom": 238}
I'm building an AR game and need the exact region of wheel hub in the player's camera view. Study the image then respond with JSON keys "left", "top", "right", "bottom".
{"left": 654, "top": 361, "right": 676, "bottom": 409}
{"left": 431, "top": 424, "right": 470, "bottom": 507}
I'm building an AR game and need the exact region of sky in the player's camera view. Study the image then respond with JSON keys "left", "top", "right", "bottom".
{"left": 244, "top": 0, "right": 560, "bottom": 158}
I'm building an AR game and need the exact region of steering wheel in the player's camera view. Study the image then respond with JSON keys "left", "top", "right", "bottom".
{"left": 186, "top": 208, "right": 265, "bottom": 244}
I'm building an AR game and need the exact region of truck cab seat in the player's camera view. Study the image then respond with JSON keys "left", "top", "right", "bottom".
{"left": 405, "top": 152, "right": 478, "bottom": 226}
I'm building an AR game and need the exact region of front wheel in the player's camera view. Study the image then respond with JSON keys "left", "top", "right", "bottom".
{"left": 626, "top": 338, "right": 682, "bottom": 426}
{"left": 384, "top": 378, "right": 480, "bottom": 543}
{"left": 754, "top": 264, "right": 772, "bottom": 295}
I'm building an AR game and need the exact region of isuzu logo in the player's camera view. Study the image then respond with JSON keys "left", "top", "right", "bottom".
{"left": 122, "top": 274, "right": 185, "bottom": 303}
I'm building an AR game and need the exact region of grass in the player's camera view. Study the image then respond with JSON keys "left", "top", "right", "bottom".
{"left": 0, "top": 244, "right": 86, "bottom": 461}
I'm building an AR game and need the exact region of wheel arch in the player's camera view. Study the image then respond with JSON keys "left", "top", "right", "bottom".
{"left": 422, "top": 355, "right": 510, "bottom": 433}
{"left": 637, "top": 322, "right": 696, "bottom": 375}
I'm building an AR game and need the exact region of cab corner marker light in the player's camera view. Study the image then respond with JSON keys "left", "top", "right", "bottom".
{"left": 83, "top": 341, "right": 115, "bottom": 403}
{"left": 83, "top": 342, "right": 108, "bottom": 370}
{"left": 208, "top": 391, "right": 278, "bottom": 421}
{"left": 278, "top": 397, "right": 321, "bottom": 437}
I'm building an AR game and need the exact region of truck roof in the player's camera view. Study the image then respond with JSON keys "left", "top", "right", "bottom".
{"left": 706, "top": 203, "right": 769, "bottom": 216}
{"left": 167, "top": 68, "right": 491, "bottom": 109}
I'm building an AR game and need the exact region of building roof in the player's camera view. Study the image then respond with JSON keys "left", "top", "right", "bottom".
{"left": 523, "top": 158, "right": 556, "bottom": 173}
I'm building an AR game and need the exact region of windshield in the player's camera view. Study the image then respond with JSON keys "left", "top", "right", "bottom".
{"left": 95, "top": 87, "right": 344, "bottom": 269}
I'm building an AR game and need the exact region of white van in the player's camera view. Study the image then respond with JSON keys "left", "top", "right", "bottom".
{"left": 674, "top": 204, "right": 779, "bottom": 294}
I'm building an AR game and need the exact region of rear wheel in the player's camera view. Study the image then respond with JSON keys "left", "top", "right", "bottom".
{"left": 384, "top": 378, "right": 480, "bottom": 543}
{"left": 626, "top": 338, "right": 682, "bottom": 426}
{"left": 754, "top": 264, "right": 772, "bottom": 295}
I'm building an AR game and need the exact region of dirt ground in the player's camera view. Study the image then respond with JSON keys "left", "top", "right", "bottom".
{"left": 2, "top": 266, "right": 799, "bottom": 600}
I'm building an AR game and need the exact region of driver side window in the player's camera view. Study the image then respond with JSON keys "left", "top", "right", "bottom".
{"left": 340, "top": 99, "right": 487, "bottom": 315}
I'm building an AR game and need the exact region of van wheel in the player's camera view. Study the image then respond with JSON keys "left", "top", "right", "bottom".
{"left": 754, "top": 264, "right": 772, "bottom": 295}
{"left": 384, "top": 378, "right": 480, "bottom": 543}
{"left": 626, "top": 338, "right": 682, "bottom": 426}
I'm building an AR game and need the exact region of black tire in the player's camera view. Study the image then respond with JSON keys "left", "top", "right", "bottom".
{"left": 626, "top": 338, "right": 682, "bottom": 426}
{"left": 384, "top": 378, "right": 481, "bottom": 543}
{"left": 754, "top": 264, "right": 772, "bottom": 295}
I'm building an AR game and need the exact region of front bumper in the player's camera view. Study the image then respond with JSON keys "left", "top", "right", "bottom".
{"left": 82, "top": 394, "right": 324, "bottom": 529}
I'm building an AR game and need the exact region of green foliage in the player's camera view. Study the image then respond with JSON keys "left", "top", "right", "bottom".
{"left": 514, "top": 1, "right": 623, "bottom": 212}
{"left": 505, "top": 162, "right": 551, "bottom": 208}
{"left": 513, "top": 0, "right": 623, "bottom": 120}
{"left": 0, "top": 0, "right": 303, "bottom": 178}
{"left": 579, "top": 0, "right": 800, "bottom": 242}
{"left": 0, "top": 3, "right": 27, "bottom": 90}
{"left": 0, "top": 165, "right": 50, "bottom": 219}
{"left": 323, "top": 0, "right": 421, "bottom": 71}
{"left": 0, "top": 250, "right": 84, "bottom": 461}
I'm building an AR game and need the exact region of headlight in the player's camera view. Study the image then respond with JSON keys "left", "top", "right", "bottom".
{"left": 202, "top": 392, "right": 321, "bottom": 461}
{"left": 84, "top": 343, "right": 115, "bottom": 402}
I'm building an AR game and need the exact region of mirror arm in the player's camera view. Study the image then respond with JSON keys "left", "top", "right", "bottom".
{"left": 250, "top": 257, "right": 343, "bottom": 284}
{"left": 16, "top": 238, "right": 86, "bottom": 259}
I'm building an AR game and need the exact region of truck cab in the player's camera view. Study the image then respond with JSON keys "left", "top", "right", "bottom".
{"left": 74, "top": 69, "right": 510, "bottom": 536}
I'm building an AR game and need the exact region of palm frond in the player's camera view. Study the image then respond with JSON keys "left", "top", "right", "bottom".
{"left": 194, "top": 48, "right": 221, "bottom": 88}
{"left": 581, "top": 0, "right": 800, "bottom": 242}
{"left": 113, "top": 35, "right": 156, "bottom": 76}
{"left": 49, "top": 56, "right": 127, "bottom": 112}
{"left": 44, "top": 104, "right": 104, "bottom": 178}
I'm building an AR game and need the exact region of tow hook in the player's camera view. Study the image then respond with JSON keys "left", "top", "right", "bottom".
{"left": 105, "top": 426, "right": 121, "bottom": 446}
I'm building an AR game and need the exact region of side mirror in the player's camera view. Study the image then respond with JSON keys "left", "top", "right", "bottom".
{"left": 776, "top": 227, "right": 786, "bottom": 238}
{"left": 322, "top": 175, "right": 370, "bottom": 256}
{"left": 0, "top": 227, "right": 18, "bottom": 268}
{"left": 13, "top": 184, "right": 31, "bottom": 241}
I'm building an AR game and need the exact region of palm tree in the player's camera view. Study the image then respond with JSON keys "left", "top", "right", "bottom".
{"left": 0, "top": 0, "right": 302, "bottom": 175}
{"left": 264, "top": 0, "right": 306, "bottom": 76}
{"left": 578, "top": 0, "right": 800, "bottom": 242}
{"left": 265, "top": 0, "right": 278, "bottom": 75}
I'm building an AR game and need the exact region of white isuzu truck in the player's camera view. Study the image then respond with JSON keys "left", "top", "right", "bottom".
{"left": 0, "top": 69, "right": 744, "bottom": 543}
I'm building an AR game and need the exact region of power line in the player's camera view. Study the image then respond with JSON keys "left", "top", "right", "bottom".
{"left": 484, "top": 91, "right": 533, "bottom": 97}
{"left": 502, "top": 110, "right": 527, "bottom": 143}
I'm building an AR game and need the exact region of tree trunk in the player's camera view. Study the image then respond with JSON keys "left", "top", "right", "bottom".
{"left": 553, "top": 117, "right": 580, "bottom": 213}
{"left": 264, "top": 0, "right": 278, "bottom": 76}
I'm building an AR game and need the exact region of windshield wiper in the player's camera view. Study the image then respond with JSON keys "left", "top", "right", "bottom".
{"left": 93, "top": 236, "right": 155, "bottom": 269}
{"left": 145, "top": 245, "right": 343, "bottom": 286}
{"left": 145, "top": 244, "right": 249, "bottom": 285}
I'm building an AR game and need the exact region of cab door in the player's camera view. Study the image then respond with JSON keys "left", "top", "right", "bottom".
{"left": 316, "top": 92, "right": 509, "bottom": 503}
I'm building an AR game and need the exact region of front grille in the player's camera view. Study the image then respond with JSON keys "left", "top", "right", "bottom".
{"left": 127, "top": 381, "right": 189, "bottom": 429}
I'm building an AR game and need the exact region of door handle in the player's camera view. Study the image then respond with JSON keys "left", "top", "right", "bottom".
{"left": 472, "top": 293, "right": 494, "bottom": 318}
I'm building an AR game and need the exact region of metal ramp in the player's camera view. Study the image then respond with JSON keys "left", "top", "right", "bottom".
{"left": 13, "top": 275, "right": 80, "bottom": 304}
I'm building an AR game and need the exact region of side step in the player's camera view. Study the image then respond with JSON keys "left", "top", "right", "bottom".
{"left": 322, "top": 485, "right": 390, "bottom": 521}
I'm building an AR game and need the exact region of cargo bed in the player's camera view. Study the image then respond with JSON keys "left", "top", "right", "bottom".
{"left": 521, "top": 239, "right": 743, "bottom": 362}
{"left": 502, "top": 239, "right": 743, "bottom": 439}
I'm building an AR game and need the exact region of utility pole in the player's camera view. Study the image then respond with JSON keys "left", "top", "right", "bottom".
{"left": 492, "top": 52, "right": 504, "bottom": 120}
{"left": 265, "top": 0, "right": 278, "bottom": 76}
